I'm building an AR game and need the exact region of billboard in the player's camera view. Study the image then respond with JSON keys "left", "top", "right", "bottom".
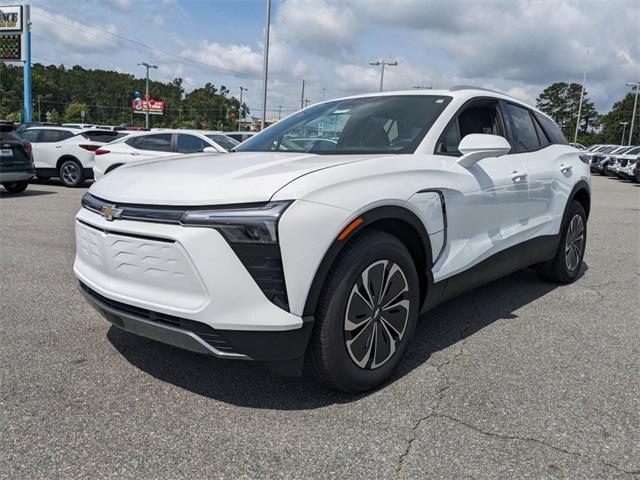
{"left": 0, "top": 5, "right": 27, "bottom": 62}
{"left": 0, "top": 5, "right": 23, "bottom": 32}
{"left": 132, "top": 98, "right": 165, "bottom": 115}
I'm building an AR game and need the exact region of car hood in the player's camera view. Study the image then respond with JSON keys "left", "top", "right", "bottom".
{"left": 89, "top": 151, "right": 376, "bottom": 205}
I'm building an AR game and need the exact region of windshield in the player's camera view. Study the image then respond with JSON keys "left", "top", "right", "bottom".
{"left": 206, "top": 134, "right": 239, "bottom": 151}
{"left": 236, "top": 95, "right": 452, "bottom": 155}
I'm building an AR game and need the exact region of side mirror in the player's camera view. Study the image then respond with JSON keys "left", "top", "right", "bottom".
{"left": 457, "top": 134, "right": 511, "bottom": 167}
{"left": 202, "top": 146, "right": 218, "bottom": 153}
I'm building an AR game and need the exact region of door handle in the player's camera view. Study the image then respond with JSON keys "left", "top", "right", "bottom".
{"left": 560, "top": 164, "right": 573, "bottom": 173}
{"left": 130, "top": 152, "right": 140, "bottom": 156}
{"left": 510, "top": 171, "right": 528, "bottom": 182}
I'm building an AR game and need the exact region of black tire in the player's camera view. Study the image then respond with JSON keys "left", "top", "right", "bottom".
{"left": 535, "top": 201, "right": 587, "bottom": 284}
{"left": 633, "top": 172, "right": 640, "bottom": 184}
{"left": 2, "top": 181, "right": 28, "bottom": 193}
{"left": 58, "top": 159, "right": 85, "bottom": 187}
{"left": 308, "top": 230, "right": 420, "bottom": 393}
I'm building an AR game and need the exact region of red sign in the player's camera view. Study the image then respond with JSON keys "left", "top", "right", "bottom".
{"left": 132, "top": 98, "right": 164, "bottom": 115}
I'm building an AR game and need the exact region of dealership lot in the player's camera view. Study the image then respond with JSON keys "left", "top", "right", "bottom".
{"left": 0, "top": 176, "right": 638, "bottom": 479}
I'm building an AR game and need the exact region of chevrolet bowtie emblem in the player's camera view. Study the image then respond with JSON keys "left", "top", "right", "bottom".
{"left": 100, "top": 205, "right": 123, "bottom": 221}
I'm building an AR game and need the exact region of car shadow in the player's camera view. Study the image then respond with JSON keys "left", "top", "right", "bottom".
{"left": 0, "top": 189, "right": 57, "bottom": 198}
{"left": 107, "top": 264, "right": 587, "bottom": 410}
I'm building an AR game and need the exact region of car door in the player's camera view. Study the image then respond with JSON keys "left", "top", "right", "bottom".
{"left": 25, "top": 129, "right": 74, "bottom": 170}
{"left": 502, "top": 103, "right": 572, "bottom": 239}
{"left": 437, "top": 98, "right": 530, "bottom": 279}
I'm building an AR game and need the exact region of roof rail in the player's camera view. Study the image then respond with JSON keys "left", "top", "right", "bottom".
{"left": 449, "top": 85, "right": 508, "bottom": 95}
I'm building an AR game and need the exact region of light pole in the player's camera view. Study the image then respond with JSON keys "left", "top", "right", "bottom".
{"left": 238, "top": 87, "right": 247, "bottom": 131}
{"left": 369, "top": 60, "right": 398, "bottom": 92}
{"left": 260, "top": 0, "right": 271, "bottom": 130}
{"left": 619, "top": 122, "right": 629, "bottom": 146}
{"left": 625, "top": 81, "right": 640, "bottom": 146}
{"left": 574, "top": 49, "right": 590, "bottom": 144}
{"left": 138, "top": 62, "right": 157, "bottom": 129}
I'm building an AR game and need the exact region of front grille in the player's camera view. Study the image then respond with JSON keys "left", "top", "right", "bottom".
{"left": 619, "top": 159, "right": 628, "bottom": 167}
{"left": 80, "top": 283, "right": 239, "bottom": 354}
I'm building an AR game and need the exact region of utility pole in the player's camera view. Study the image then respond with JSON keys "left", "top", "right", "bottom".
{"left": 38, "top": 96, "right": 41, "bottom": 122}
{"left": 369, "top": 60, "right": 398, "bottom": 92}
{"left": 238, "top": 86, "right": 247, "bottom": 130}
{"left": 138, "top": 62, "right": 157, "bottom": 129}
{"left": 574, "top": 49, "right": 590, "bottom": 144}
{"left": 300, "top": 79, "right": 305, "bottom": 109}
{"left": 260, "top": 0, "right": 271, "bottom": 130}
{"left": 626, "top": 81, "right": 640, "bottom": 145}
{"left": 278, "top": 105, "right": 282, "bottom": 120}
{"left": 619, "top": 122, "right": 629, "bottom": 145}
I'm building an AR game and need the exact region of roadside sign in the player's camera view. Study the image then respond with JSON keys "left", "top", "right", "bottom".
{"left": 0, "top": 33, "right": 21, "bottom": 60}
{"left": 0, "top": 5, "right": 27, "bottom": 62}
{"left": 132, "top": 99, "right": 164, "bottom": 115}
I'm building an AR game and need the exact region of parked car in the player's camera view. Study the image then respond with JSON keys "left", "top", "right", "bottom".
{"left": 92, "top": 129, "right": 234, "bottom": 180}
{"left": 632, "top": 159, "right": 640, "bottom": 183}
{"left": 223, "top": 131, "right": 256, "bottom": 143}
{"left": 0, "top": 121, "right": 35, "bottom": 193}
{"left": 603, "top": 146, "right": 637, "bottom": 176}
{"left": 20, "top": 127, "right": 130, "bottom": 187}
{"left": 615, "top": 151, "right": 640, "bottom": 180}
{"left": 591, "top": 145, "right": 638, "bottom": 175}
{"left": 75, "top": 88, "right": 590, "bottom": 392}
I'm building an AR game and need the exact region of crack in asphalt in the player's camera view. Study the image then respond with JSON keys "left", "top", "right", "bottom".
{"left": 393, "top": 313, "right": 640, "bottom": 479}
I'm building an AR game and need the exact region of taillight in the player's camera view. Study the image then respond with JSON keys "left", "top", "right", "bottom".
{"left": 578, "top": 154, "right": 589, "bottom": 165}
{"left": 95, "top": 149, "right": 110, "bottom": 155}
{"left": 24, "top": 142, "right": 32, "bottom": 152}
{"left": 79, "top": 144, "right": 100, "bottom": 152}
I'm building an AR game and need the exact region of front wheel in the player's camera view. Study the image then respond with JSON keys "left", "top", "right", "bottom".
{"left": 308, "top": 231, "right": 420, "bottom": 393}
{"left": 2, "top": 181, "right": 28, "bottom": 193}
{"left": 535, "top": 201, "right": 587, "bottom": 284}
{"left": 59, "top": 159, "right": 85, "bottom": 187}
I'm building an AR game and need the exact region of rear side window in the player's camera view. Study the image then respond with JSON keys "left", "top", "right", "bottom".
{"left": 126, "top": 134, "right": 173, "bottom": 152}
{"left": 533, "top": 113, "right": 569, "bottom": 145}
{"left": 503, "top": 103, "right": 540, "bottom": 152}
{"left": 38, "top": 129, "right": 74, "bottom": 143}
{"left": 176, "top": 134, "right": 208, "bottom": 153}
{"left": 206, "top": 134, "right": 239, "bottom": 151}
{"left": 21, "top": 130, "right": 39, "bottom": 142}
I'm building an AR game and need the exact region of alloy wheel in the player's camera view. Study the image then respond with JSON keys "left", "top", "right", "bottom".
{"left": 344, "top": 260, "right": 410, "bottom": 369}
{"left": 62, "top": 163, "right": 79, "bottom": 185}
{"left": 565, "top": 214, "right": 585, "bottom": 272}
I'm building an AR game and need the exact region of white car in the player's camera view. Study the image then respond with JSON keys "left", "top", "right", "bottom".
{"left": 74, "top": 88, "right": 591, "bottom": 392}
{"left": 20, "top": 127, "right": 129, "bottom": 187}
{"left": 93, "top": 129, "right": 238, "bottom": 180}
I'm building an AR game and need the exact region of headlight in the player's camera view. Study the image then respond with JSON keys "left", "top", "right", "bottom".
{"left": 180, "top": 201, "right": 292, "bottom": 245}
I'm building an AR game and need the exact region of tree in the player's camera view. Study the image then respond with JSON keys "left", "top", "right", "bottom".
{"left": 63, "top": 101, "right": 89, "bottom": 123}
{"left": 536, "top": 82, "right": 599, "bottom": 140}
{"left": 599, "top": 92, "right": 639, "bottom": 145}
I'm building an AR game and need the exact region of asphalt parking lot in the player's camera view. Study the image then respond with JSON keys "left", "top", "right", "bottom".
{"left": 1, "top": 175, "right": 638, "bottom": 479}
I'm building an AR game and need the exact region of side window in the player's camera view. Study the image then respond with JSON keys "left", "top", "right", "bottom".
{"left": 129, "top": 134, "right": 173, "bottom": 152}
{"left": 532, "top": 116, "right": 550, "bottom": 148}
{"left": 176, "top": 134, "right": 207, "bottom": 153}
{"left": 21, "top": 130, "right": 40, "bottom": 142}
{"left": 533, "top": 113, "right": 569, "bottom": 145}
{"left": 38, "top": 129, "right": 70, "bottom": 143}
{"left": 436, "top": 120, "right": 461, "bottom": 155}
{"left": 504, "top": 103, "right": 541, "bottom": 152}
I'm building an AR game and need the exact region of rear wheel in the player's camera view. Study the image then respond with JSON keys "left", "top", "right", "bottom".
{"left": 309, "top": 231, "right": 420, "bottom": 392}
{"left": 59, "top": 159, "right": 85, "bottom": 187}
{"left": 536, "top": 200, "right": 587, "bottom": 284}
{"left": 2, "top": 181, "right": 28, "bottom": 193}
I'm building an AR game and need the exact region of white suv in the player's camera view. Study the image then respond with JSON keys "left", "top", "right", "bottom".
{"left": 20, "top": 127, "right": 128, "bottom": 186}
{"left": 93, "top": 130, "right": 239, "bottom": 180}
{"left": 74, "top": 88, "right": 590, "bottom": 392}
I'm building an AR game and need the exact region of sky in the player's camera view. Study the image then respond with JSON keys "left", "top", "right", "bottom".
{"left": 15, "top": 0, "right": 640, "bottom": 118}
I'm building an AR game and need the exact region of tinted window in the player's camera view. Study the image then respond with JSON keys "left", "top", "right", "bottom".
{"left": 21, "top": 130, "right": 39, "bottom": 142}
{"left": 80, "top": 130, "right": 125, "bottom": 142}
{"left": 532, "top": 117, "right": 550, "bottom": 147}
{"left": 127, "top": 134, "right": 173, "bottom": 152}
{"left": 225, "top": 133, "right": 242, "bottom": 142}
{"left": 504, "top": 104, "right": 540, "bottom": 152}
{"left": 206, "top": 134, "right": 239, "bottom": 151}
{"left": 436, "top": 120, "right": 461, "bottom": 154}
{"left": 626, "top": 146, "right": 640, "bottom": 155}
{"left": 236, "top": 95, "right": 452, "bottom": 154}
{"left": 38, "top": 129, "right": 74, "bottom": 143}
{"left": 533, "top": 112, "right": 569, "bottom": 145}
{"left": 176, "top": 134, "right": 208, "bottom": 153}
